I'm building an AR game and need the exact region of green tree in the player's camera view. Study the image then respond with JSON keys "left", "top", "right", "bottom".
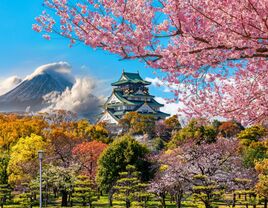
{"left": 255, "top": 159, "right": 268, "bottom": 208}
{"left": 151, "top": 137, "right": 166, "bottom": 151}
{"left": 0, "top": 152, "right": 9, "bottom": 184}
{"left": 15, "top": 182, "right": 38, "bottom": 208}
{"left": 0, "top": 184, "right": 11, "bottom": 208}
{"left": 241, "top": 141, "right": 268, "bottom": 168}
{"left": 72, "top": 175, "right": 96, "bottom": 207}
{"left": 43, "top": 164, "right": 79, "bottom": 207}
{"left": 168, "top": 119, "right": 217, "bottom": 148}
{"left": 192, "top": 175, "right": 224, "bottom": 208}
{"left": 155, "top": 116, "right": 181, "bottom": 140}
{"left": 113, "top": 165, "right": 151, "bottom": 208}
{"left": 87, "top": 123, "right": 111, "bottom": 143}
{"left": 237, "top": 125, "right": 266, "bottom": 146}
{"left": 96, "top": 135, "right": 150, "bottom": 205}
{"left": 164, "top": 115, "right": 181, "bottom": 132}
{"left": 119, "top": 112, "right": 155, "bottom": 136}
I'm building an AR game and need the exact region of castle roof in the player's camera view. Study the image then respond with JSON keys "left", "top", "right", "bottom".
{"left": 98, "top": 70, "right": 170, "bottom": 125}
{"left": 111, "top": 71, "right": 151, "bottom": 86}
{"left": 105, "top": 90, "right": 164, "bottom": 108}
{"left": 109, "top": 110, "right": 170, "bottom": 120}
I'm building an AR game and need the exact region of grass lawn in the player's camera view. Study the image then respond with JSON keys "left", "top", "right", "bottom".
{"left": 4, "top": 194, "right": 266, "bottom": 208}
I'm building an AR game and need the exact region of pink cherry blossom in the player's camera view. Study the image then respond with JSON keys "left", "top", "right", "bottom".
{"left": 42, "top": 34, "right": 51, "bottom": 40}
{"left": 34, "top": 0, "right": 268, "bottom": 124}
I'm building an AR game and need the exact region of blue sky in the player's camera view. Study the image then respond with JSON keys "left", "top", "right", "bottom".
{"left": 0, "top": 0, "right": 173, "bottom": 99}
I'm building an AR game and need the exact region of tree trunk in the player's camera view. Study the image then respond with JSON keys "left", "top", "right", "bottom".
{"left": 160, "top": 192, "right": 166, "bottom": 208}
{"left": 204, "top": 201, "right": 211, "bottom": 208}
{"left": 232, "top": 193, "right": 236, "bottom": 208}
{"left": 175, "top": 191, "right": 183, "bottom": 208}
{"left": 45, "top": 184, "right": 49, "bottom": 207}
{"left": 143, "top": 197, "right": 147, "bottom": 208}
{"left": 253, "top": 194, "right": 256, "bottom": 208}
{"left": 68, "top": 192, "right": 72, "bottom": 207}
{"left": 108, "top": 190, "right": 113, "bottom": 207}
{"left": 264, "top": 197, "right": 267, "bottom": 208}
{"left": 30, "top": 196, "right": 33, "bottom": 208}
{"left": 170, "top": 194, "right": 174, "bottom": 203}
{"left": 126, "top": 198, "right": 131, "bottom": 208}
{"left": 244, "top": 194, "right": 248, "bottom": 208}
{"left": 61, "top": 190, "right": 68, "bottom": 207}
{"left": 54, "top": 188, "right": 58, "bottom": 198}
{"left": 97, "top": 188, "right": 102, "bottom": 199}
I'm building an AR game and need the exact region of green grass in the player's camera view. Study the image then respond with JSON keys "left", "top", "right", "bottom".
{"left": 4, "top": 194, "right": 267, "bottom": 208}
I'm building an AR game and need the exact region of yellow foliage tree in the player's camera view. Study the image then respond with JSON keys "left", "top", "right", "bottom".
{"left": 7, "top": 134, "right": 49, "bottom": 185}
{"left": 256, "top": 158, "right": 268, "bottom": 205}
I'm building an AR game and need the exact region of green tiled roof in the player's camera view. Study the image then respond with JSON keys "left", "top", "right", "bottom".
{"left": 105, "top": 90, "right": 163, "bottom": 107}
{"left": 123, "top": 94, "right": 154, "bottom": 98}
{"left": 113, "top": 111, "right": 126, "bottom": 116}
{"left": 114, "top": 91, "right": 135, "bottom": 105}
{"left": 112, "top": 72, "right": 151, "bottom": 86}
{"left": 105, "top": 91, "right": 136, "bottom": 106}
{"left": 131, "top": 99, "right": 164, "bottom": 108}
{"left": 124, "top": 72, "right": 143, "bottom": 80}
{"left": 139, "top": 111, "right": 170, "bottom": 118}
{"left": 107, "top": 110, "right": 120, "bottom": 121}
{"left": 110, "top": 110, "right": 170, "bottom": 119}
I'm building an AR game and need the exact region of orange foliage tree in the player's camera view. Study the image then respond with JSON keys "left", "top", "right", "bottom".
{"left": 0, "top": 114, "right": 47, "bottom": 150}
{"left": 72, "top": 141, "right": 107, "bottom": 179}
{"left": 44, "top": 121, "right": 87, "bottom": 167}
{"left": 218, "top": 121, "right": 244, "bottom": 138}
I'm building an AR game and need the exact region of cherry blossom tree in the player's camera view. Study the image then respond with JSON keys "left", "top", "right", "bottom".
{"left": 149, "top": 165, "right": 189, "bottom": 208}
{"left": 150, "top": 139, "right": 257, "bottom": 208}
{"left": 34, "top": 0, "right": 268, "bottom": 124}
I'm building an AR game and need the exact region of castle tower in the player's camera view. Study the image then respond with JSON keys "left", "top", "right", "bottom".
{"left": 98, "top": 71, "right": 170, "bottom": 124}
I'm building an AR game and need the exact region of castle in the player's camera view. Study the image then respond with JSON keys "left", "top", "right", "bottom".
{"left": 98, "top": 70, "right": 169, "bottom": 125}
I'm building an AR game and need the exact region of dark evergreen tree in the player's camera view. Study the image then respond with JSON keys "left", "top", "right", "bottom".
{"left": 0, "top": 184, "right": 11, "bottom": 208}
{"left": 15, "top": 182, "right": 38, "bottom": 208}
{"left": 72, "top": 175, "right": 96, "bottom": 207}
{"left": 113, "top": 165, "right": 151, "bottom": 208}
{"left": 192, "top": 175, "right": 224, "bottom": 208}
{"left": 97, "top": 135, "right": 151, "bottom": 207}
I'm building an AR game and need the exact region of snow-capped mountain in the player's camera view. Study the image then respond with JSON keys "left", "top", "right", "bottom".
{"left": 0, "top": 62, "right": 73, "bottom": 112}
{"left": 0, "top": 62, "right": 103, "bottom": 121}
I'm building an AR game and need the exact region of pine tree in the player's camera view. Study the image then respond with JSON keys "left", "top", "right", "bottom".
{"left": 192, "top": 175, "right": 224, "bottom": 208}
{"left": 15, "top": 182, "right": 38, "bottom": 208}
{"left": 113, "top": 165, "right": 151, "bottom": 208}
{"left": 72, "top": 175, "right": 96, "bottom": 207}
{"left": 0, "top": 184, "right": 11, "bottom": 208}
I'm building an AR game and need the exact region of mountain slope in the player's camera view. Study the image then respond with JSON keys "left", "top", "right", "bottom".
{"left": 0, "top": 63, "right": 73, "bottom": 112}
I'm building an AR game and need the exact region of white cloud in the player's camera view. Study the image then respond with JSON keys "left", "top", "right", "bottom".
{"left": 25, "top": 61, "right": 74, "bottom": 83}
{"left": 155, "top": 97, "right": 189, "bottom": 126}
{"left": 0, "top": 76, "right": 22, "bottom": 96}
{"left": 155, "top": 97, "right": 184, "bottom": 116}
{"left": 41, "top": 77, "right": 104, "bottom": 122}
{"left": 145, "top": 77, "right": 181, "bottom": 93}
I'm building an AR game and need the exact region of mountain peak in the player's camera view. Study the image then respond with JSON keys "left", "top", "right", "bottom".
{"left": 25, "top": 62, "right": 74, "bottom": 83}
{"left": 0, "top": 62, "right": 74, "bottom": 112}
